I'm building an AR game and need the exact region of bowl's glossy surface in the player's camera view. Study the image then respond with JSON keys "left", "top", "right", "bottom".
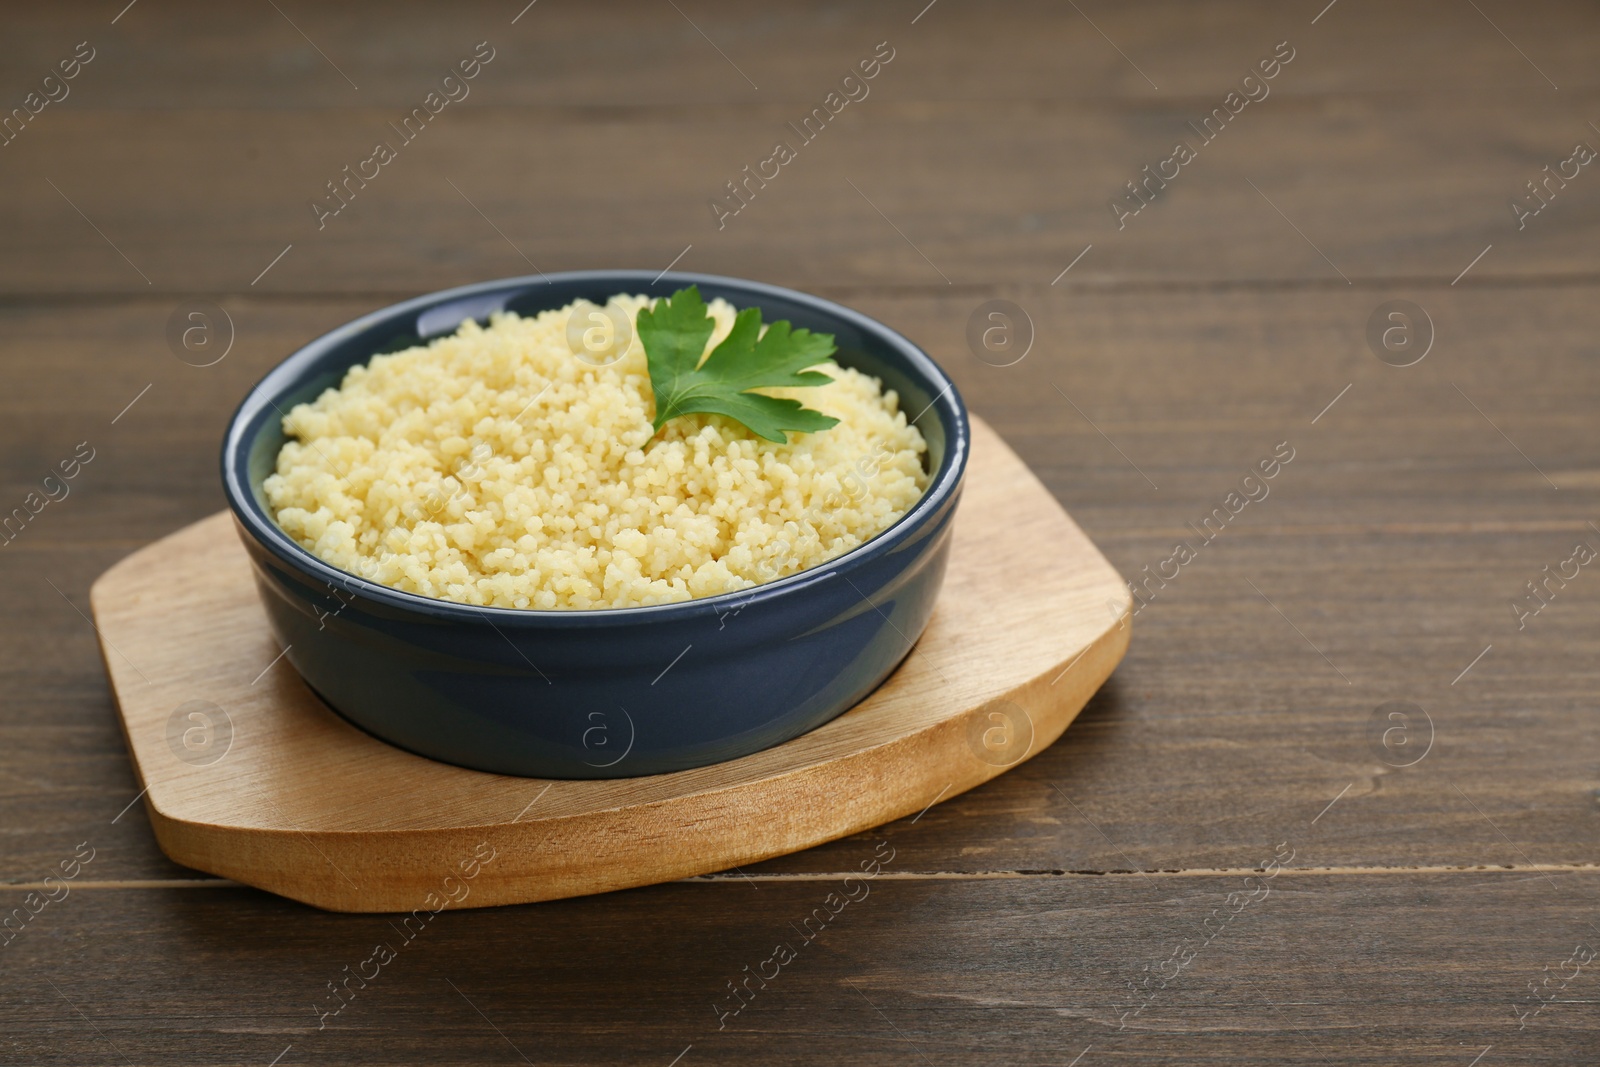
{"left": 221, "top": 271, "right": 968, "bottom": 778}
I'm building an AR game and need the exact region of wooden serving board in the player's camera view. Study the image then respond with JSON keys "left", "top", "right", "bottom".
{"left": 90, "top": 418, "right": 1130, "bottom": 912}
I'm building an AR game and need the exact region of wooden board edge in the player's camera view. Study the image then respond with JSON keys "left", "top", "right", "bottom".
{"left": 140, "top": 612, "right": 1131, "bottom": 912}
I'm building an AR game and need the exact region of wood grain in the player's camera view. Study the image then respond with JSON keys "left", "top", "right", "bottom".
{"left": 2, "top": 871, "right": 1597, "bottom": 1064}
{"left": 4, "top": 0, "right": 1600, "bottom": 1060}
{"left": 8, "top": 99, "right": 1600, "bottom": 296}
{"left": 4, "top": 284, "right": 1598, "bottom": 886}
{"left": 6, "top": 0, "right": 1597, "bottom": 110}
{"left": 4, "top": 0, "right": 1600, "bottom": 295}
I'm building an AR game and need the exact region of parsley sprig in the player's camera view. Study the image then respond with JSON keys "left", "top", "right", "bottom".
{"left": 637, "top": 286, "right": 841, "bottom": 444}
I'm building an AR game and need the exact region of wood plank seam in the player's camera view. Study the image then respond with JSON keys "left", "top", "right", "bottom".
{"left": 6, "top": 864, "right": 1596, "bottom": 893}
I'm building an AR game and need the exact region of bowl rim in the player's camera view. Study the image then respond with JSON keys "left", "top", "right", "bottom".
{"left": 221, "top": 269, "right": 970, "bottom": 628}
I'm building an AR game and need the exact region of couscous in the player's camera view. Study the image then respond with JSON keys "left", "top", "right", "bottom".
{"left": 264, "top": 294, "right": 928, "bottom": 609}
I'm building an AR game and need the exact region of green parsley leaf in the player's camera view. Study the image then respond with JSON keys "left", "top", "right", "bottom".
{"left": 638, "top": 285, "right": 842, "bottom": 444}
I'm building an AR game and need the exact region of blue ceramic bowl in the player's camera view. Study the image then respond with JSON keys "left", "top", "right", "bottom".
{"left": 221, "top": 271, "right": 968, "bottom": 778}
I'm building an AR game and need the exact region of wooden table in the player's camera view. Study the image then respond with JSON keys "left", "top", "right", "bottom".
{"left": 3, "top": 1, "right": 1596, "bottom": 1062}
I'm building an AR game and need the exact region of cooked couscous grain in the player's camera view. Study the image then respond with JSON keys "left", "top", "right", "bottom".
{"left": 264, "top": 294, "right": 929, "bottom": 609}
